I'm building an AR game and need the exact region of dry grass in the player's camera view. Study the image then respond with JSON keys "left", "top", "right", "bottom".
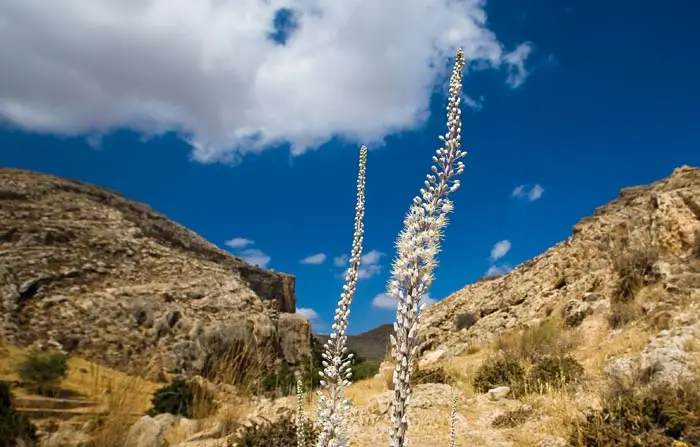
{"left": 492, "top": 319, "right": 579, "bottom": 364}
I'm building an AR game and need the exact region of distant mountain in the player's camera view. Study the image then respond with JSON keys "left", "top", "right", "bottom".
{"left": 313, "top": 324, "right": 393, "bottom": 362}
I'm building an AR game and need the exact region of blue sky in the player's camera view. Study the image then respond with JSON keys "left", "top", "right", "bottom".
{"left": 0, "top": 0, "right": 698, "bottom": 334}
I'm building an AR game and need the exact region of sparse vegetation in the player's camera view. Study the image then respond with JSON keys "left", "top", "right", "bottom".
{"left": 493, "top": 319, "right": 577, "bottom": 363}
{"left": 692, "top": 228, "right": 700, "bottom": 259}
{"left": 473, "top": 357, "right": 526, "bottom": 394}
{"left": 455, "top": 312, "right": 479, "bottom": 331}
{"left": 570, "top": 372, "right": 700, "bottom": 446}
{"left": 492, "top": 406, "right": 533, "bottom": 428}
{"left": 527, "top": 355, "right": 584, "bottom": 392}
{"left": 411, "top": 365, "right": 449, "bottom": 386}
{"left": 147, "top": 378, "right": 215, "bottom": 418}
{"left": 608, "top": 301, "right": 639, "bottom": 328}
{"left": 230, "top": 413, "right": 318, "bottom": 447}
{"left": 612, "top": 247, "right": 660, "bottom": 303}
{"left": 17, "top": 350, "right": 68, "bottom": 396}
{"left": 0, "top": 383, "right": 38, "bottom": 447}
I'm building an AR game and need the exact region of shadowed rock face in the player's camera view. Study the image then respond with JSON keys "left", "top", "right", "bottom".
{"left": 0, "top": 168, "right": 309, "bottom": 379}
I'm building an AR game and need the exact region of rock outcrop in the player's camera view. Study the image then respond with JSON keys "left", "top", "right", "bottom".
{"left": 418, "top": 166, "right": 700, "bottom": 382}
{"left": 0, "top": 168, "right": 310, "bottom": 379}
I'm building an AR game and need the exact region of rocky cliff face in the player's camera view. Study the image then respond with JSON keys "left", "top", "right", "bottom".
{"left": 418, "top": 165, "right": 700, "bottom": 383}
{"left": 0, "top": 168, "right": 310, "bottom": 379}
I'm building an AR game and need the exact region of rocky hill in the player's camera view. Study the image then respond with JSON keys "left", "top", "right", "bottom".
{"left": 314, "top": 323, "right": 393, "bottom": 362}
{"left": 0, "top": 168, "right": 311, "bottom": 380}
{"left": 418, "top": 165, "right": 700, "bottom": 385}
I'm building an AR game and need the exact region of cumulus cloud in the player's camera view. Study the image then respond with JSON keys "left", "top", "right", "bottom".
{"left": 503, "top": 42, "right": 533, "bottom": 88}
{"left": 0, "top": 0, "right": 532, "bottom": 163}
{"left": 238, "top": 248, "right": 271, "bottom": 268}
{"left": 300, "top": 253, "right": 326, "bottom": 264}
{"left": 485, "top": 263, "right": 512, "bottom": 277}
{"left": 333, "top": 255, "right": 349, "bottom": 268}
{"left": 512, "top": 184, "right": 544, "bottom": 201}
{"left": 359, "top": 250, "right": 384, "bottom": 279}
{"left": 296, "top": 307, "right": 319, "bottom": 320}
{"left": 332, "top": 249, "right": 384, "bottom": 279}
{"left": 490, "top": 240, "right": 511, "bottom": 261}
{"left": 372, "top": 292, "right": 437, "bottom": 310}
{"left": 224, "top": 237, "right": 255, "bottom": 249}
{"left": 297, "top": 307, "right": 325, "bottom": 331}
{"left": 224, "top": 238, "right": 271, "bottom": 268}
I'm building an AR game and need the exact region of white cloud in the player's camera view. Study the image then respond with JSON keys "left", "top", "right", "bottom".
{"left": 300, "top": 253, "right": 326, "bottom": 264}
{"left": 296, "top": 307, "right": 319, "bottom": 320}
{"left": 462, "top": 94, "right": 485, "bottom": 111}
{"left": 528, "top": 184, "right": 544, "bottom": 200}
{"left": 511, "top": 183, "right": 544, "bottom": 201}
{"left": 333, "top": 255, "right": 348, "bottom": 267}
{"left": 359, "top": 250, "right": 384, "bottom": 280}
{"left": 503, "top": 42, "right": 533, "bottom": 88}
{"left": 372, "top": 292, "right": 436, "bottom": 310}
{"left": 239, "top": 248, "right": 271, "bottom": 268}
{"left": 485, "top": 264, "right": 512, "bottom": 277}
{"left": 490, "top": 240, "right": 511, "bottom": 261}
{"left": 0, "top": 0, "right": 532, "bottom": 163}
{"left": 224, "top": 237, "right": 254, "bottom": 249}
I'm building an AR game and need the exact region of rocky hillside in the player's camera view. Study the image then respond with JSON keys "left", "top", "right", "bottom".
{"left": 0, "top": 168, "right": 311, "bottom": 380}
{"left": 314, "top": 323, "right": 393, "bottom": 362}
{"left": 418, "top": 165, "right": 700, "bottom": 384}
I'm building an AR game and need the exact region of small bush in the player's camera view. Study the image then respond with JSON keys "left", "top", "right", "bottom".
{"left": 411, "top": 365, "right": 448, "bottom": 386}
{"left": 608, "top": 301, "right": 638, "bottom": 328}
{"left": 570, "top": 377, "right": 700, "bottom": 446}
{"left": 494, "top": 319, "right": 575, "bottom": 363}
{"left": 0, "top": 383, "right": 38, "bottom": 447}
{"left": 492, "top": 406, "right": 532, "bottom": 428}
{"left": 527, "top": 355, "right": 584, "bottom": 391}
{"left": 229, "top": 414, "right": 319, "bottom": 447}
{"left": 612, "top": 247, "right": 659, "bottom": 303}
{"left": 147, "top": 379, "right": 215, "bottom": 418}
{"left": 473, "top": 357, "right": 525, "bottom": 394}
{"left": 455, "top": 312, "right": 479, "bottom": 331}
{"left": 17, "top": 351, "right": 68, "bottom": 396}
{"left": 352, "top": 360, "right": 381, "bottom": 382}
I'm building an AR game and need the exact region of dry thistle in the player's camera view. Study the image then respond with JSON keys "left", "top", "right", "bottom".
{"left": 387, "top": 48, "right": 467, "bottom": 447}
{"left": 314, "top": 145, "right": 368, "bottom": 447}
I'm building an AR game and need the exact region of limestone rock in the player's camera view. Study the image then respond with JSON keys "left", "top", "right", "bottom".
{"left": 0, "top": 168, "right": 310, "bottom": 378}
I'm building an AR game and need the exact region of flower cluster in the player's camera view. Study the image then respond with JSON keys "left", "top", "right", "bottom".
{"left": 306, "top": 48, "right": 467, "bottom": 447}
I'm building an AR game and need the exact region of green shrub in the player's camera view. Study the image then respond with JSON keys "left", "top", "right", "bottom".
{"left": 411, "top": 365, "right": 448, "bottom": 386}
{"left": 147, "top": 379, "right": 215, "bottom": 418}
{"left": 570, "top": 375, "right": 700, "bottom": 446}
{"left": 352, "top": 360, "right": 381, "bottom": 382}
{"left": 455, "top": 312, "right": 478, "bottom": 331}
{"left": 473, "top": 357, "right": 525, "bottom": 394}
{"left": 527, "top": 355, "right": 584, "bottom": 391}
{"left": 0, "top": 382, "right": 38, "bottom": 447}
{"left": 229, "top": 414, "right": 319, "bottom": 447}
{"left": 17, "top": 351, "right": 68, "bottom": 396}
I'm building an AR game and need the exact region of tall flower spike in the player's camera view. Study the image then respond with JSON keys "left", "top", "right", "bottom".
{"left": 315, "top": 145, "right": 368, "bottom": 447}
{"left": 296, "top": 379, "right": 307, "bottom": 447}
{"left": 387, "top": 48, "right": 467, "bottom": 447}
{"left": 449, "top": 389, "right": 458, "bottom": 447}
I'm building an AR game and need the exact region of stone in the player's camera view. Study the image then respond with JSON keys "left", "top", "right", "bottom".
{"left": 487, "top": 386, "right": 511, "bottom": 401}
{"left": 0, "top": 168, "right": 310, "bottom": 378}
